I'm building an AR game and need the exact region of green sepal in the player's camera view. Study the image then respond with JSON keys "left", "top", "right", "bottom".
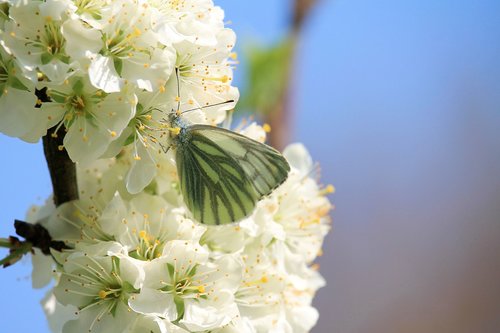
{"left": 10, "top": 76, "right": 30, "bottom": 91}
{"left": 114, "top": 57, "right": 123, "bottom": 76}
{"left": 41, "top": 53, "right": 53, "bottom": 65}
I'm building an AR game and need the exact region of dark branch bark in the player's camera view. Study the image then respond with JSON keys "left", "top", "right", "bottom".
{"left": 37, "top": 88, "right": 79, "bottom": 206}
{"left": 14, "top": 220, "right": 69, "bottom": 255}
{"left": 42, "top": 127, "right": 79, "bottom": 206}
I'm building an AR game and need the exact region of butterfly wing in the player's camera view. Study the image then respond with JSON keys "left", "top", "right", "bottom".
{"left": 176, "top": 127, "right": 260, "bottom": 225}
{"left": 190, "top": 125, "right": 290, "bottom": 197}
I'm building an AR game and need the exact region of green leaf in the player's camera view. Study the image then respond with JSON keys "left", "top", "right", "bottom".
{"left": 237, "top": 38, "right": 294, "bottom": 115}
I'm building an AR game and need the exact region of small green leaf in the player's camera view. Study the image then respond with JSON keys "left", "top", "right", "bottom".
{"left": 237, "top": 38, "right": 294, "bottom": 115}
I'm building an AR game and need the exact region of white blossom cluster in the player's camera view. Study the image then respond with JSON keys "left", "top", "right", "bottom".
{"left": 0, "top": 0, "right": 238, "bottom": 193}
{"left": 29, "top": 141, "right": 332, "bottom": 333}
{"left": 0, "top": 0, "right": 333, "bottom": 331}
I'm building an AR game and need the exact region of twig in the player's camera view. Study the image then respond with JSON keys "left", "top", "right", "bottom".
{"left": 264, "top": 0, "right": 319, "bottom": 150}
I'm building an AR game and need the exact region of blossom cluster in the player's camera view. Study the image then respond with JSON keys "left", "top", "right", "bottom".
{"left": 30, "top": 141, "right": 332, "bottom": 333}
{"left": 0, "top": 0, "right": 237, "bottom": 193}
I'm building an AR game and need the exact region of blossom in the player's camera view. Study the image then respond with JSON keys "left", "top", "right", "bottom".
{"left": 42, "top": 77, "right": 137, "bottom": 163}
{"left": 53, "top": 242, "right": 145, "bottom": 333}
{"left": 129, "top": 240, "right": 242, "bottom": 332}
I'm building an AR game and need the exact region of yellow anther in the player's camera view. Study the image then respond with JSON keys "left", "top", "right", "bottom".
{"left": 98, "top": 290, "right": 107, "bottom": 299}
{"left": 35, "top": 99, "right": 43, "bottom": 106}
{"left": 188, "top": 99, "right": 194, "bottom": 105}
{"left": 175, "top": 96, "right": 181, "bottom": 102}
{"left": 159, "top": 85, "right": 166, "bottom": 93}
{"left": 221, "top": 75, "right": 229, "bottom": 83}
{"left": 263, "top": 123, "right": 271, "bottom": 133}
{"left": 143, "top": 63, "right": 149, "bottom": 68}
{"left": 82, "top": 135, "right": 89, "bottom": 142}
{"left": 169, "top": 127, "right": 181, "bottom": 136}
{"left": 229, "top": 52, "right": 238, "bottom": 60}
{"left": 110, "top": 131, "right": 117, "bottom": 137}
{"left": 45, "top": 16, "right": 53, "bottom": 22}
{"left": 57, "top": 145, "right": 64, "bottom": 151}
{"left": 321, "top": 184, "right": 335, "bottom": 195}
{"left": 139, "top": 230, "right": 147, "bottom": 239}
{"left": 145, "top": 115, "right": 152, "bottom": 120}
{"left": 9, "top": 32, "right": 15, "bottom": 37}
{"left": 134, "top": 155, "right": 142, "bottom": 161}
{"left": 260, "top": 276, "right": 268, "bottom": 283}
{"left": 197, "top": 285, "right": 205, "bottom": 293}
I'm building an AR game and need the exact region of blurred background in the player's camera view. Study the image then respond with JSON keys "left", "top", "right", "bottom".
{"left": 1, "top": 0, "right": 500, "bottom": 332}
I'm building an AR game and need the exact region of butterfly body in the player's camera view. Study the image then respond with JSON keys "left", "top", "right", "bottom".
{"left": 167, "top": 114, "right": 290, "bottom": 225}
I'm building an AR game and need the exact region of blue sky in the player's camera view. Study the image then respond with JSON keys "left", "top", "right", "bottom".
{"left": 1, "top": 1, "right": 500, "bottom": 332}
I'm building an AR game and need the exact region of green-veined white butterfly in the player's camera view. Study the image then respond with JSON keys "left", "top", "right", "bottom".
{"left": 163, "top": 70, "right": 290, "bottom": 225}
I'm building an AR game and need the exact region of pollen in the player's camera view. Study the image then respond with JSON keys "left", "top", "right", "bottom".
{"left": 98, "top": 290, "right": 107, "bottom": 299}
{"left": 170, "top": 127, "right": 181, "bottom": 136}
{"left": 263, "top": 123, "right": 271, "bottom": 133}
{"left": 321, "top": 184, "right": 335, "bottom": 195}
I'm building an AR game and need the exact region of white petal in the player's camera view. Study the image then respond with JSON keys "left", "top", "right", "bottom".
{"left": 88, "top": 55, "right": 122, "bottom": 93}
{"left": 31, "top": 249, "right": 55, "bottom": 289}
{"left": 283, "top": 143, "right": 313, "bottom": 175}
{"left": 128, "top": 288, "right": 177, "bottom": 320}
{"left": 126, "top": 144, "right": 157, "bottom": 194}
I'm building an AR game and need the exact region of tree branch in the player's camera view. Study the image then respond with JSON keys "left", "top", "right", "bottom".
{"left": 38, "top": 88, "right": 79, "bottom": 206}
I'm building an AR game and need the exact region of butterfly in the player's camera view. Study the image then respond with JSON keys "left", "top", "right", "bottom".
{"left": 163, "top": 70, "right": 290, "bottom": 225}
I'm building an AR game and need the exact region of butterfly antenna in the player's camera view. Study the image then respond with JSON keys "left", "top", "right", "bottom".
{"left": 175, "top": 67, "right": 181, "bottom": 113}
{"left": 181, "top": 100, "right": 235, "bottom": 115}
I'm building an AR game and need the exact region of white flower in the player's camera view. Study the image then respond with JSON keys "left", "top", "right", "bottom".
{"left": 175, "top": 28, "right": 239, "bottom": 124}
{"left": 99, "top": 193, "right": 206, "bottom": 260}
{"left": 63, "top": 0, "right": 177, "bottom": 93}
{"left": 41, "top": 291, "right": 78, "bottom": 333}
{"left": 129, "top": 240, "right": 242, "bottom": 332}
{"left": 151, "top": 0, "right": 225, "bottom": 46}
{"left": 41, "top": 77, "right": 137, "bottom": 163}
{"left": 1, "top": 0, "right": 75, "bottom": 83}
{"left": 0, "top": 49, "right": 49, "bottom": 142}
{"left": 53, "top": 242, "right": 145, "bottom": 333}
